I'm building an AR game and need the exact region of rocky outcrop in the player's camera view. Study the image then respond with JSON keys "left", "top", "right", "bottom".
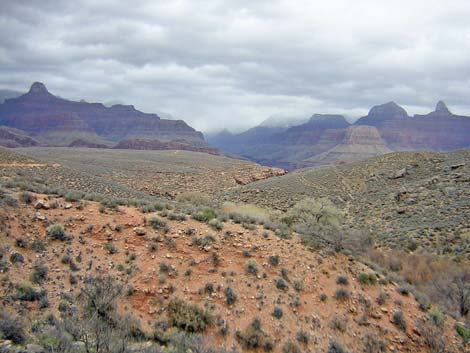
{"left": 303, "top": 125, "right": 391, "bottom": 166}
{"left": 68, "top": 139, "right": 109, "bottom": 149}
{"left": 113, "top": 138, "right": 220, "bottom": 155}
{"left": 0, "top": 126, "right": 39, "bottom": 147}
{"left": 355, "top": 101, "right": 409, "bottom": 126}
{"left": 0, "top": 82, "right": 209, "bottom": 148}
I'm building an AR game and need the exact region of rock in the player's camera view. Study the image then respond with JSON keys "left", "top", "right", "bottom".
{"left": 26, "top": 344, "right": 45, "bottom": 353}
{"left": 34, "top": 200, "right": 50, "bottom": 209}
{"left": 35, "top": 212, "right": 46, "bottom": 221}
{"left": 391, "top": 168, "right": 407, "bottom": 179}
{"left": 133, "top": 227, "right": 146, "bottom": 236}
{"left": 64, "top": 203, "right": 73, "bottom": 209}
{"left": 450, "top": 163, "right": 465, "bottom": 170}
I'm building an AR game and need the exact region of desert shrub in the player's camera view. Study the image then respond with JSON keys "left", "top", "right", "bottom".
{"left": 268, "top": 255, "right": 280, "bottom": 266}
{"left": 363, "top": 334, "right": 387, "bottom": 353}
{"left": 235, "top": 318, "right": 274, "bottom": 352}
{"left": 397, "top": 284, "right": 413, "bottom": 296}
{"left": 275, "top": 278, "right": 288, "bottom": 291}
{"left": 115, "top": 224, "right": 123, "bottom": 232}
{"left": 65, "top": 191, "right": 84, "bottom": 202}
{"left": 20, "top": 191, "right": 34, "bottom": 204}
{"left": 191, "top": 234, "right": 217, "bottom": 248}
{"left": 293, "top": 280, "right": 304, "bottom": 292}
{"left": 30, "top": 239, "right": 45, "bottom": 253}
{"left": 192, "top": 209, "right": 216, "bottom": 223}
{"left": 148, "top": 216, "right": 167, "bottom": 230}
{"left": 16, "top": 282, "right": 42, "bottom": 301}
{"left": 392, "top": 310, "right": 407, "bottom": 331}
{"left": 140, "top": 204, "right": 155, "bottom": 213}
{"left": 31, "top": 262, "right": 48, "bottom": 284}
{"left": 14, "top": 237, "right": 28, "bottom": 248}
{"left": 280, "top": 267, "right": 289, "bottom": 281}
{"left": 184, "top": 227, "right": 196, "bottom": 236}
{"left": 334, "top": 288, "right": 349, "bottom": 300}
{"left": 283, "top": 340, "right": 301, "bottom": 353}
{"left": 167, "top": 299, "right": 212, "bottom": 333}
{"left": 168, "top": 212, "right": 186, "bottom": 221}
{"left": 328, "top": 340, "right": 346, "bottom": 353}
{"left": 429, "top": 307, "right": 444, "bottom": 327}
{"left": 358, "top": 272, "right": 377, "bottom": 285}
{"left": 289, "top": 197, "right": 344, "bottom": 251}
{"left": 208, "top": 218, "right": 223, "bottom": 230}
{"left": 455, "top": 324, "right": 470, "bottom": 344}
{"left": 104, "top": 242, "right": 118, "bottom": 254}
{"left": 272, "top": 307, "right": 283, "bottom": 319}
{"left": 0, "top": 190, "right": 17, "bottom": 207}
{"left": 296, "top": 330, "right": 309, "bottom": 344}
{"left": 176, "top": 191, "right": 212, "bottom": 206}
{"left": 415, "top": 291, "right": 431, "bottom": 311}
{"left": 245, "top": 260, "right": 259, "bottom": 275}
{"left": 48, "top": 223, "right": 67, "bottom": 241}
{"left": 0, "top": 310, "right": 26, "bottom": 344}
{"left": 10, "top": 252, "right": 24, "bottom": 264}
{"left": 330, "top": 315, "right": 348, "bottom": 332}
{"left": 224, "top": 286, "right": 237, "bottom": 305}
{"left": 336, "top": 275, "right": 349, "bottom": 285}
{"left": 320, "top": 293, "right": 328, "bottom": 301}
{"left": 222, "top": 202, "right": 271, "bottom": 225}
{"left": 376, "top": 291, "right": 388, "bottom": 305}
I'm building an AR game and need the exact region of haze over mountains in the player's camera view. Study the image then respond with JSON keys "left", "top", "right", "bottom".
{"left": 208, "top": 100, "right": 470, "bottom": 169}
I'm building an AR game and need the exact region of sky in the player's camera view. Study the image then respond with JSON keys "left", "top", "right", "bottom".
{"left": 1, "top": 0, "right": 470, "bottom": 133}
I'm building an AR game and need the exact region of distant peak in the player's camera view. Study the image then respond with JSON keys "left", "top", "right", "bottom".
{"left": 29, "top": 82, "right": 49, "bottom": 94}
{"left": 435, "top": 100, "right": 450, "bottom": 114}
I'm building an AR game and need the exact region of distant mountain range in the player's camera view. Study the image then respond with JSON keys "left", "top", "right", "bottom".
{"left": 208, "top": 101, "right": 470, "bottom": 169}
{"left": 0, "top": 82, "right": 218, "bottom": 154}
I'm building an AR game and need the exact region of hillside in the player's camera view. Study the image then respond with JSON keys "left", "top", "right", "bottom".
{"left": 222, "top": 149, "right": 470, "bottom": 259}
{"left": 0, "top": 189, "right": 465, "bottom": 352}
{"left": 3, "top": 147, "right": 285, "bottom": 200}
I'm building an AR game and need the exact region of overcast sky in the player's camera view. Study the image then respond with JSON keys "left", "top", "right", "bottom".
{"left": 1, "top": 0, "right": 470, "bottom": 132}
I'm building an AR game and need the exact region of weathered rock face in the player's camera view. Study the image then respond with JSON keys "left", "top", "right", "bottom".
{"left": 113, "top": 138, "right": 220, "bottom": 155}
{"left": 304, "top": 125, "right": 391, "bottom": 166}
{"left": 358, "top": 101, "right": 470, "bottom": 150}
{"left": 68, "top": 139, "right": 109, "bottom": 149}
{"left": 0, "top": 82, "right": 207, "bottom": 147}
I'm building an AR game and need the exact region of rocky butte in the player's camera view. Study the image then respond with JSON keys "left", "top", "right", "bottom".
{"left": 0, "top": 82, "right": 214, "bottom": 152}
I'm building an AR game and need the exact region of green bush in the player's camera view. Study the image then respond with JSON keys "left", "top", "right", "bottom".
{"left": 268, "top": 255, "right": 280, "bottom": 266}
{"left": 31, "top": 239, "right": 45, "bottom": 252}
{"left": 334, "top": 288, "right": 349, "bottom": 300}
{"left": 48, "top": 223, "right": 67, "bottom": 241}
{"left": 192, "top": 209, "right": 216, "bottom": 223}
{"left": 235, "top": 318, "right": 274, "bottom": 352}
{"left": 31, "top": 262, "right": 48, "bottom": 284}
{"left": 282, "top": 340, "right": 301, "bottom": 353}
{"left": 16, "top": 282, "right": 42, "bottom": 301}
{"left": 245, "top": 260, "right": 259, "bottom": 275}
{"left": 275, "top": 278, "right": 288, "bottom": 291}
{"left": 336, "top": 275, "right": 349, "bottom": 285}
{"left": 224, "top": 286, "right": 237, "bottom": 305}
{"left": 148, "top": 216, "right": 167, "bottom": 230}
{"left": 455, "top": 324, "right": 470, "bottom": 344}
{"left": 272, "top": 307, "right": 283, "bottom": 319}
{"left": 358, "top": 272, "right": 377, "bottom": 285}
{"left": 0, "top": 310, "right": 26, "bottom": 344}
{"left": 167, "top": 299, "right": 212, "bottom": 333}
{"left": 328, "top": 340, "right": 346, "bottom": 353}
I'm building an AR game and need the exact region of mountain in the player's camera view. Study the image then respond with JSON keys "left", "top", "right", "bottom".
{"left": 0, "top": 82, "right": 212, "bottom": 151}
{"left": 210, "top": 101, "right": 470, "bottom": 169}
{"left": 356, "top": 101, "right": 470, "bottom": 150}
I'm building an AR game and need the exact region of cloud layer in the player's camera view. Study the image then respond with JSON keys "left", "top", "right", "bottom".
{"left": 1, "top": 0, "right": 470, "bottom": 132}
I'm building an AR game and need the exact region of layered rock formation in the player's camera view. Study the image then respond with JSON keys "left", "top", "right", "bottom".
{"left": 0, "top": 82, "right": 210, "bottom": 150}
{"left": 113, "top": 139, "right": 220, "bottom": 155}
{"left": 304, "top": 125, "right": 392, "bottom": 166}
{"left": 210, "top": 101, "right": 470, "bottom": 169}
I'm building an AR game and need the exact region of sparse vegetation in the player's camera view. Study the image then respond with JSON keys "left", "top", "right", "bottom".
{"left": 47, "top": 223, "right": 67, "bottom": 241}
{"left": 167, "top": 298, "right": 212, "bottom": 333}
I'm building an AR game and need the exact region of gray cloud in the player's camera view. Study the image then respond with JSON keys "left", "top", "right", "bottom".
{"left": 1, "top": 0, "right": 470, "bottom": 132}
